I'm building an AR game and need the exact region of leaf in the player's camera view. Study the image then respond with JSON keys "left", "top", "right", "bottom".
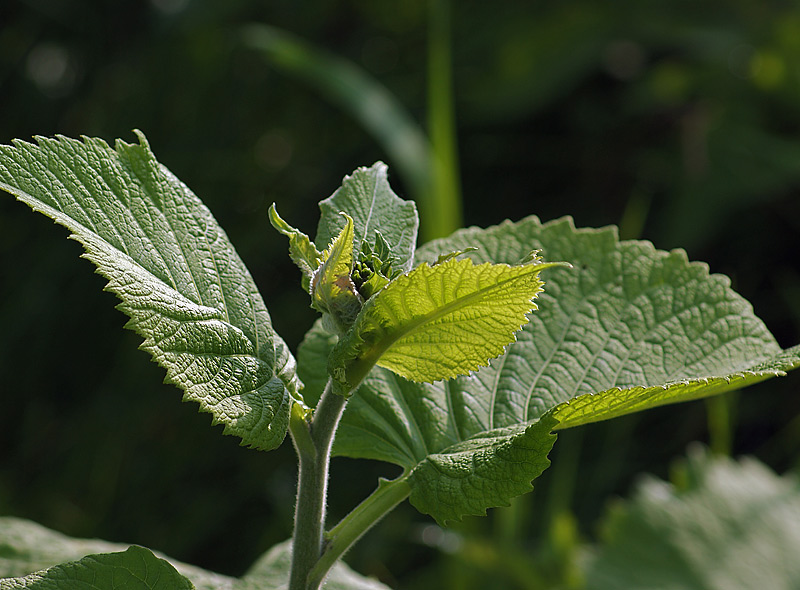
{"left": 0, "top": 133, "right": 299, "bottom": 451}
{"left": 300, "top": 326, "right": 559, "bottom": 523}
{"left": 0, "top": 545, "right": 195, "bottom": 590}
{"left": 406, "top": 418, "right": 558, "bottom": 524}
{"left": 239, "top": 540, "right": 392, "bottom": 590}
{"left": 299, "top": 215, "right": 800, "bottom": 524}
{"left": 418, "top": 216, "right": 800, "bottom": 430}
{"left": 314, "top": 162, "right": 418, "bottom": 273}
{"left": 328, "top": 255, "right": 562, "bottom": 391}
{"left": 582, "top": 446, "right": 800, "bottom": 589}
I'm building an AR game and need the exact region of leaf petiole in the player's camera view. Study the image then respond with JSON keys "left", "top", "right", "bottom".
{"left": 308, "top": 477, "right": 411, "bottom": 589}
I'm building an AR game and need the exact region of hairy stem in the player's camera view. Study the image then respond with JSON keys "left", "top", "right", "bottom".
{"left": 288, "top": 380, "right": 348, "bottom": 590}
{"left": 307, "top": 477, "right": 411, "bottom": 588}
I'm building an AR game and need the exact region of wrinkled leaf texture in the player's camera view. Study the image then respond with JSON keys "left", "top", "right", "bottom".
{"left": 315, "top": 162, "right": 418, "bottom": 273}
{"left": 0, "top": 133, "right": 299, "bottom": 451}
{"left": 329, "top": 255, "right": 556, "bottom": 386}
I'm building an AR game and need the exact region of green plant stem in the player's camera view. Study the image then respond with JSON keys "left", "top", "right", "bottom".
{"left": 705, "top": 393, "right": 736, "bottom": 456}
{"left": 307, "top": 477, "right": 411, "bottom": 588}
{"left": 288, "top": 380, "right": 348, "bottom": 590}
{"left": 427, "top": 0, "right": 463, "bottom": 240}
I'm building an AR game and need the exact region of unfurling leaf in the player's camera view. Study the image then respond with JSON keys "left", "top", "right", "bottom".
{"left": 311, "top": 213, "right": 363, "bottom": 334}
{"left": 351, "top": 231, "right": 403, "bottom": 300}
{"left": 269, "top": 203, "right": 323, "bottom": 292}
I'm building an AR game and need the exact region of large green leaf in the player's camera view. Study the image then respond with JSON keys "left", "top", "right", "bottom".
{"left": 314, "top": 162, "right": 418, "bottom": 273}
{"left": 416, "top": 216, "right": 799, "bottom": 429}
{"left": 0, "top": 545, "right": 194, "bottom": 590}
{"left": 583, "top": 447, "right": 800, "bottom": 589}
{"left": 0, "top": 133, "right": 299, "bottom": 451}
{"left": 299, "top": 215, "right": 800, "bottom": 524}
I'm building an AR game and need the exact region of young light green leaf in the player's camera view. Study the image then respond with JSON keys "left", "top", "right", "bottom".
{"left": 299, "top": 214, "right": 800, "bottom": 524}
{"left": 0, "top": 133, "right": 299, "bottom": 451}
{"left": 268, "top": 203, "right": 322, "bottom": 292}
{"left": 315, "top": 162, "right": 418, "bottom": 273}
{"left": 311, "top": 213, "right": 363, "bottom": 333}
{"left": 583, "top": 447, "right": 800, "bottom": 589}
{"left": 0, "top": 545, "right": 195, "bottom": 590}
{"left": 328, "top": 255, "right": 564, "bottom": 391}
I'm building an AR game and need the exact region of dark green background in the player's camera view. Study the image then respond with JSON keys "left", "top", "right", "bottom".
{"left": 1, "top": 1, "right": 799, "bottom": 588}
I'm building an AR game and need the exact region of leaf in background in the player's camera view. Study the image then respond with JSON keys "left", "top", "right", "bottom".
{"left": 314, "top": 162, "right": 418, "bottom": 273}
{"left": 0, "top": 518, "right": 233, "bottom": 589}
{"left": 0, "top": 518, "right": 389, "bottom": 590}
{"left": 300, "top": 215, "right": 800, "bottom": 524}
{"left": 0, "top": 133, "right": 299, "bottom": 451}
{"left": 328, "top": 255, "right": 561, "bottom": 390}
{"left": 582, "top": 446, "right": 800, "bottom": 589}
{"left": 0, "top": 545, "right": 194, "bottom": 590}
{"left": 239, "top": 540, "right": 392, "bottom": 590}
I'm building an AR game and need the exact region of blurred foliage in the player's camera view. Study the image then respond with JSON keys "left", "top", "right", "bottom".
{"left": 1, "top": 0, "right": 799, "bottom": 588}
